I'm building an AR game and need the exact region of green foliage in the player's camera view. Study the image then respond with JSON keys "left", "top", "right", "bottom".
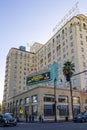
{"left": 63, "top": 60, "right": 75, "bottom": 81}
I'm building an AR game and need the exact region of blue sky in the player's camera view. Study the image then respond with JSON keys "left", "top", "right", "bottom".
{"left": 0, "top": 0, "right": 87, "bottom": 103}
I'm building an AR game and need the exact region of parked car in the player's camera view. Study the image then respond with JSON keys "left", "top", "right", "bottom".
{"left": 73, "top": 112, "right": 87, "bottom": 122}
{"left": 5, "top": 113, "right": 19, "bottom": 122}
{"left": 0, "top": 114, "right": 17, "bottom": 126}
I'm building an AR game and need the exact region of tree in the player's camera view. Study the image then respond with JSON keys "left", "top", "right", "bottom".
{"left": 63, "top": 61, "right": 75, "bottom": 119}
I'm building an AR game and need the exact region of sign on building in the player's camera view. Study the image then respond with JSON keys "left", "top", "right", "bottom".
{"left": 26, "top": 62, "right": 58, "bottom": 86}
{"left": 26, "top": 71, "right": 51, "bottom": 86}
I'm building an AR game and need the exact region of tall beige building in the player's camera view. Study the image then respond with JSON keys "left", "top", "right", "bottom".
{"left": 36, "top": 14, "right": 87, "bottom": 91}
{"left": 2, "top": 14, "right": 87, "bottom": 120}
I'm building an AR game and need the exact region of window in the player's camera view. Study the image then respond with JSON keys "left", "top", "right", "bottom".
{"left": 79, "top": 27, "right": 82, "bottom": 32}
{"left": 70, "top": 35, "right": 73, "bottom": 40}
{"left": 32, "top": 105, "right": 38, "bottom": 116}
{"left": 73, "top": 79, "right": 77, "bottom": 84}
{"left": 63, "top": 48, "right": 65, "bottom": 52}
{"left": 58, "top": 95, "right": 68, "bottom": 103}
{"left": 44, "top": 95, "right": 54, "bottom": 102}
{"left": 53, "top": 38, "right": 55, "bottom": 43}
{"left": 16, "top": 100, "right": 19, "bottom": 106}
{"left": 83, "top": 62, "right": 86, "bottom": 68}
{"left": 48, "top": 52, "right": 51, "bottom": 58}
{"left": 80, "top": 34, "right": 82, "bottom": 38}
{"left": 53, "top": 49, "right": 55, "bottom": 53}
{"left": 71, "top": 49, "right": 74, "bottom": 54}
{"left": 63, "top": 42, "right": 65, "bottom": 46}
{"left": 81, "top": 48, "right": 84, "bottom": 52}
{"left": 63, "top": 54, "right": 66, "bottom": 58}
{"left": 62, "top": 29, "right": 64, "bottom": 34}
{"left": 44, "top": 104, "right": 55, "bottom": 116}
{"left": 20, "top": 52, "right": 22, "bottom": 56}
{"left": 62, "top": 36, "right": 64, "bottom": 40}
{"left": 53, "top": 55, "right": 55, "bottom": 59}
{"left": 86, "top": 36, "right": 87, "bottom": 42}
{"left": 70, "top": 29, "right": 72, "bottom": 33}
{"left": 71, "top": 56, "right": 74, "bottom": 62}
{"left": 84, "top": 78, "right": 87, "bottom": 84}
{"left": 25, "top": 97, "right": 30, "bottom": 104}
{"left": 85, "top": 99, "right": 87, "bottom": 103}
{"left": 58, "top": 39, "right": 60, "bottom": 44}
{"left": 73, "top": 105, "right": 80, "bottom": 116}
{"left": 58, "top": 105, "right": 69, "bottom": 116}
{"left": 20, "top": 99, "right": 23, "bottom": 105}
{"left": 83, "top": 23, "right": 86, "bottom": 28}
{"left": 71, "top": 42, "right": 73, "bottom": 47}
{"left": 80, "top": 41, "right": 83, "bottom": 45}
{"left": 14, "top": 66, "right": 17, "bottom": 69}
{"left": 73, "top": 97, "right": 80, "bottom": 104}
{"left": 32, "top": 95, "right": 38, "bottom": 103}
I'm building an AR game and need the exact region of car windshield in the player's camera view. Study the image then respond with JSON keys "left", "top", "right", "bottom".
{"left": 77, "top": 113, "right": 82, "bottom": 116}
{"left": 3, "top": 114, "right": 12, "bottom": 119}
{"left": 77, "top": 112, "right": 86, "bottom": 116}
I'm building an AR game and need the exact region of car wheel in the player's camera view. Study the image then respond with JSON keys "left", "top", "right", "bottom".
{"left": 1, "top": 122, "right": 5, "bottom": 127}
{"left": 14, "top": 124, "right": 17, "bottom": 126}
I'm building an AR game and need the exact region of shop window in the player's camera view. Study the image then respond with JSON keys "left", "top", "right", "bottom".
{"left": 58, "top": 105, "right": 69, "bottom": 116}
{"left": 32, "top": 105, "right": 38, "bottom": 116}
{"left": 73, "top": 105, "right": 80, "bottom": 116}
{"left": 44, "top": 104, "right": 55, "bottom": 116}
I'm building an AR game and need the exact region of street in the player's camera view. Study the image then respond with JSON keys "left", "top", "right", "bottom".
{"left": 0, "top": 122, "right": 87, "bottom": 130}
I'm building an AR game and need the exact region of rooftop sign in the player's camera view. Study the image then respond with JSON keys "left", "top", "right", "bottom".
{"left": 53, "top": 2, "right": 79, "bottom": 33}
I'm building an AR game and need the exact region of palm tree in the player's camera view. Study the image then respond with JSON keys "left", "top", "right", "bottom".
{"left": 63, "top": 61, "right": 75, "bottom": 119}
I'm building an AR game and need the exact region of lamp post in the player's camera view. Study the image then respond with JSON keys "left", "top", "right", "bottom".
{"left": 54, "top": 78, "right": 57, "bottom": 122}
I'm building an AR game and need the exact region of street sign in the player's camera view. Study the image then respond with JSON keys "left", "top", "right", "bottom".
{"left": 19, "top": 109, "right": 24, "bottom": 114}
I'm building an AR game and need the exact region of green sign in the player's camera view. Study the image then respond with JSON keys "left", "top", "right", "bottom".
{"left": 26, "top": 71, "right": 51, "bottom": 86}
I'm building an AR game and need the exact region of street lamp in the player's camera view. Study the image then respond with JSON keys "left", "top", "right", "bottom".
{"left": 54, "top": 78, "right": 57, "bottom": 122}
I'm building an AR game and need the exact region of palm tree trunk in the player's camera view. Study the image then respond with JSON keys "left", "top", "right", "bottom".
{"left": 69, "top": 79, "right": 73, "bottom": 119}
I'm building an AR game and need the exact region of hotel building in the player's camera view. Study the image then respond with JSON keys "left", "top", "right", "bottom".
{"left": 2, "top": 14, "right": 87, "bottom": 121}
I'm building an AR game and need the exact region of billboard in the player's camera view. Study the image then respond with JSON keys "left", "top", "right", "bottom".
{"left": 26, "top": 71, "right": 51, "bottom": 86}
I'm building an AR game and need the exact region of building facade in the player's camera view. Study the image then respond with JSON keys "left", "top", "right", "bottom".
{"left": 2, "top": 14, "right": 87, "bottom": 121}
